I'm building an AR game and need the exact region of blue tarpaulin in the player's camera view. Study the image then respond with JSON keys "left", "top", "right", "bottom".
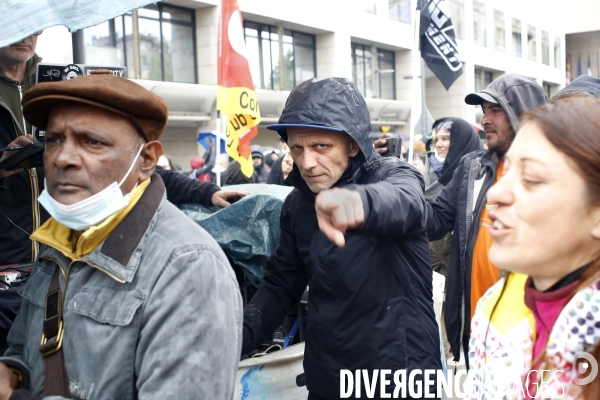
{"left": 180, "top": 184, "right": 293, "bottom": 287}
{"left": 1, "top": 0, "right": 156, "bottom": 48}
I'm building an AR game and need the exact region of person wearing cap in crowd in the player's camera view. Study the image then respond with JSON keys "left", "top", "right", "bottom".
{"left": 250, "top": 144, "right": 269, "bottom": 183}
{"left": 549, "top": 74, "right": 600, "bottom": 102}
{"left": 242, "top": 77, "right": 441, "bottom": 399}
{"left": 0, "top": 42, "right": 246, "bottom": 354}
{"left": 0, "top": 35, "right": 245, "bottom": 267}
{"left": 0, "top": 73, "right": 242, "bottom": 400}
{"left": 420, "top": 74, "right": 546, "bottom": 365}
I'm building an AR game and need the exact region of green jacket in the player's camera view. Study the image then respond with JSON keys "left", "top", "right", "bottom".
{"left": 0, "top": 54, "right": 41, "bottom": 136}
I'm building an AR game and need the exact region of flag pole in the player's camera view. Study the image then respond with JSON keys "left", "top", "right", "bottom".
{"left": 409, "top": 7, "right": 422, "bottom": 165}
{"left": 216, "top": 111, "right": 222, "bottom": 187}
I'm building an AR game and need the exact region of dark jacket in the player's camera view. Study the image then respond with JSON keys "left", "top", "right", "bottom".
{"left": 266, "top": 156, "right": 286, "bottom": 185}
{"left": 0, "top": 54, "right": 45, "bottom": 266}
{"left": 243, "top": 78, "right": 441, "bottom": 399}
{"left": 426, "top": 75, "right": 547, "bottom": 363}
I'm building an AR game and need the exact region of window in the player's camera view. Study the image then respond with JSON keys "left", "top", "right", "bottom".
{"left": 244, "top": 22, "right": 316, "bottom": 91}
{"left": 360, "top": 0, "right": 377, "bottom": 14}
{"left": 512, "top": 18, "right": 522, "bottom": 57}
{"left": 82, "top": 4, "right": 197, "bottom": 83}
{"left": 389, "top": 0, "right": 411, "bottom": 24}
{"left": 352, "top": 43, "right": 373, "bottom": 98}
{"left": 473, "top": 1, "right": 486, "bottom": 46}
{"left": 83, "top": 16, "right": 129, "bottom": 68}
{"left": 541, "top": 31, "right": 549, "bottom": 65}
{"left": 528, "top": 25, "right": 536, "bottom": 62}
{"left": 351, "top": 44, "right": 396, "bottom": 100}
{"left": 474, "top": 68, "right": 493, "bottom": 92}
{"left": 494, "top": 10, "right": 505, "bottom": 52}
{"left": 554, "top": 37, "right": 561, "bottom": 68}
{"left": 449, "top": 0, "right": 465, "bottom": 40}
{"left": 377, "top": 49, "right": 396, "bottom": 100}
{"left": 543, "top": 82, "right": 552, "bottom": 98}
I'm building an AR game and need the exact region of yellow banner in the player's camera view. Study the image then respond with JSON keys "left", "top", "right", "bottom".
{"left": 218, "top": 86, "right": 261, "bottom": 178}
{"left": 217, "top": 86, "right": 261, "bottom": 121}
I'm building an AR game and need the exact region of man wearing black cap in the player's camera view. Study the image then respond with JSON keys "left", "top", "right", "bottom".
{"left": 0, "top": 74, "right": 242, "bottom": 400}
{"left": 424, "top": 74, "right": 547, "bottom": 365}
{"left": 242, "top": 78, "right": 441, "bottom": 399}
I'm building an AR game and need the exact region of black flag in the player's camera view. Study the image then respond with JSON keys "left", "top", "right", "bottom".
{"left": 417, "top": 0, "right": 463, "bottom": 90}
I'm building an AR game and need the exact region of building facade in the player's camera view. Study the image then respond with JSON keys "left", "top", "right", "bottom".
{"left": 36, "top": 0, "right": 565, "bottom": 168}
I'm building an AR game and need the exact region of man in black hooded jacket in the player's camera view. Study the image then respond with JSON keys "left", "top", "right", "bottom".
{"left": 242, "top": 78, "right": 441, "bottom": 400}
{"left": 424, "top": 74, "right": 546, "bottom": 365}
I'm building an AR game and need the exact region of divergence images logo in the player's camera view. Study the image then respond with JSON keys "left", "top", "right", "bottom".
{"left": 574, "top": 351, "right": 599, "bottom": 386}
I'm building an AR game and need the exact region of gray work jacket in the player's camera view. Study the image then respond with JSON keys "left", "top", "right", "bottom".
{"left": 1, "top": 174, "right": 243, "bottom": 399}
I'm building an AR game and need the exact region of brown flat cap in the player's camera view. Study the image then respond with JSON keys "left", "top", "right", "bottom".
{"left": 22, "top": 73, "right": 168, "bottom": 142}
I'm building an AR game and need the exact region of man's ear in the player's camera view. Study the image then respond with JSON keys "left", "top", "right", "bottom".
{"left": 139, "top": 141, "right": 163, "bottom": 180}
{"left": 349, "top": 139, "right": 360, "bottom": 157}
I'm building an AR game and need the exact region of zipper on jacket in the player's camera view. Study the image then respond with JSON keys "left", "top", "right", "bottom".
{"left": 30, "top": 168, "right": 40, "bottom": 260}
{"left": 17, "top": 84, "right": 27, "bottom": 135}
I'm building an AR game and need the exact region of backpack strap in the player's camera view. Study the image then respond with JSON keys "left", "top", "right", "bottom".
{"left": 39, "top": 266, "right": 69, "bottom": 397}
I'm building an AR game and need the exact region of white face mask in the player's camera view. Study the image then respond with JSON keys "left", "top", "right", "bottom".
{"left": 38, "top": 145, "right": 145, "bottom": 231}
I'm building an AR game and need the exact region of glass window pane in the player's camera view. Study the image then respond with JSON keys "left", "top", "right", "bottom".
{"left": 161, "top": 5, "right": 192, "bottom": 23}
{"left": 124, "top": 16, "right": 134, "bottom": 77}
{"left": 295, "top": 44, "right": 315, "bottom": 85}
{"left": 162, "top": 21, "right": 195, "bottom": 83}
{"left": 494, "top": 10, "right": 505, "bottom": 52}
{"left": 245, "top": 33, "right": 262, "bottom": 89}
{"left": 83, "top": 18, "right": 126, "bottom": 67}
{"left": 378, "top": 49, "right": 395, "bottom": 100}
{"left": 245, "top": 27, "right": 258, "bottom": 38}
{"left": 473, "top": 1, "right": 486, "bottom": 46}
{"left": 449, "top": 0, "right": 465, "bottom": 40}
{"left": 554, "top": 37, "right": 561, "bottom": 69}
{"left": 528, "top": 25, "right": 536, "bottom": 62}
{"left": 270, "top": 38, "right": 280, "bottom": 90}
{"left": 360, "top": 0, "right": 377, "bottom": 14}
{"left": 284, "top": 41, "right": 294, "bottom": 90}
{"left": 138, "top": 18, "right": 162, "bottom": 81}
{"left": 261, "top": 37, "right": 273, "bottom": 89}
{"left": 512, "top": 18, "right": 522, "bottom": 57}
{"left": 542, "top": 31, "right": 549, "bottom": 65}
{"left": 138, "top": 4, "right": 159, "bottom": 19}
{"left": 389, "top": 0, "right": 411, "bottom": 24}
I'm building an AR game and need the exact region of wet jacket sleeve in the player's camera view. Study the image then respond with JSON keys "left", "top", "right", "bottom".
{"left": 346, "top": 162, "right": 427, "bottom": 237}
{"left": 425, "top": 159, "right": 462, "bottom": 241}
{"left": 136, "top": 247, "right": 243, "bottom": 400}
{"left": 156, "top": 166, "right": 220, "bottom": 206}
{"left": 241, "top": 198, "right": 308, "bottom": 355}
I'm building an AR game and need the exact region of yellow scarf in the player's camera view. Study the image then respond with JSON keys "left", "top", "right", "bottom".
{"left": 31, "top": 178, "right": 151, "bottom": 261}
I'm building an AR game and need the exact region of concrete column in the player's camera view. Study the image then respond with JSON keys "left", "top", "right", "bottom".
{"left": 315, "top": 31, "right": 352, "bottom": 79}
{"left": 196, "top": 6, "right": 219, "bottom": 85}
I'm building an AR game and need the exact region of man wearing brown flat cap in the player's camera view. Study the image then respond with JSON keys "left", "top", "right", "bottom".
{"left": 0, "top": 74, "right": 243, "bottom": 400}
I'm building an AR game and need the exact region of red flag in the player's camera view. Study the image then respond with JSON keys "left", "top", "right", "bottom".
{"left": 217, "top": 0, "right": 260, "bottom": 178}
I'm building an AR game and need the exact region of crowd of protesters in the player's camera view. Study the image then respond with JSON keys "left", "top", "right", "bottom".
{"left": 1, "top": 29, "right": 600, "bottom": 400}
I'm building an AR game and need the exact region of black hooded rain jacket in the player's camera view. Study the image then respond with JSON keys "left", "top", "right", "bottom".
{"left": 242, "top": 78, "right": 441, "bottom": 399}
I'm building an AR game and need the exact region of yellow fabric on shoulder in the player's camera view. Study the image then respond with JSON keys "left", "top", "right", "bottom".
{"left": 31, "top": 178, "right": 151, "bottom": 261}
{"left": 481, "top": 272, "right": 535, "bottom": 336}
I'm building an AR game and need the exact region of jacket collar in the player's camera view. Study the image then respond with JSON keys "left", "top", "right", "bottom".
{"left": 480, "top": 149, "right": 500, "bottom": 170}
{"left": 39, "top": 172, "right": 166, "bottom": 283}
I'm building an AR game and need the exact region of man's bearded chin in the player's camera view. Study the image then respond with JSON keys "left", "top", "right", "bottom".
{"left": 0, "top": 41, "right": 34, "bottom": 63}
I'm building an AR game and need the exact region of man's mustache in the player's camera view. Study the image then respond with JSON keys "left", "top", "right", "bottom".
{"left": 11, "top": 39, "right": 32, "bottom": 47}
